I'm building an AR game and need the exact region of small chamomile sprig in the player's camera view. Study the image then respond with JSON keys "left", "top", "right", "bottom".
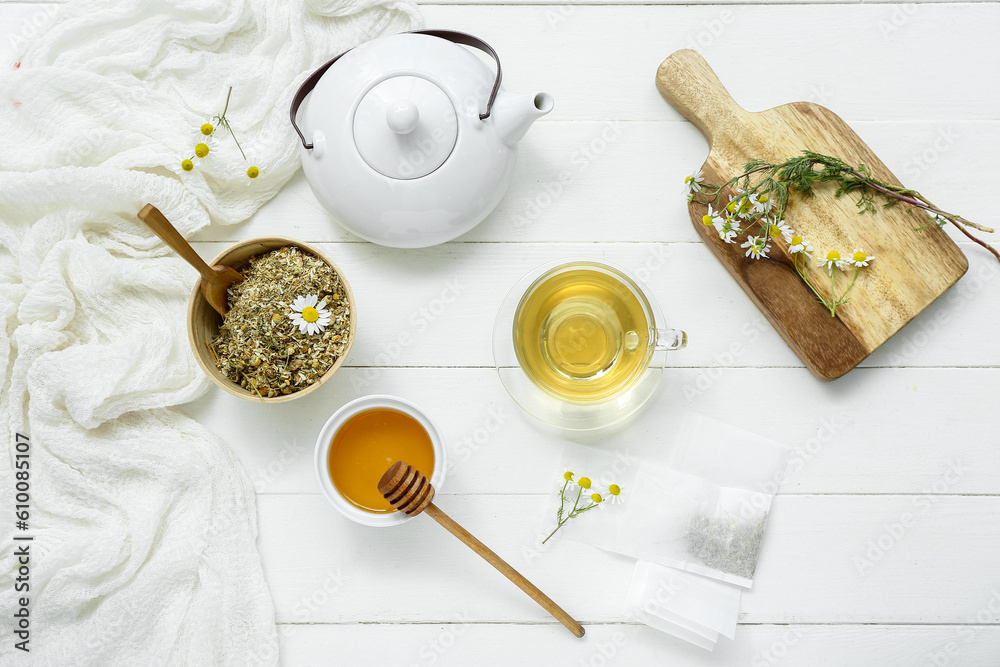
{"left": 542, "top": 472, "right": 623, "bottom": 544}
{"left": 180, "top": 87, "right": 260, "bottom": 184}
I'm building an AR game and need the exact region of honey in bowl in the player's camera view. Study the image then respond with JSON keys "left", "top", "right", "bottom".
{"left": 328, "top": 408, "right": 435, "bottom": 513}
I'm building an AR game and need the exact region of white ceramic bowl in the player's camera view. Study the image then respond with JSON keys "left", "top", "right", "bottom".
{"left": 314, "top": 395, "right": 447, "bottom": 527}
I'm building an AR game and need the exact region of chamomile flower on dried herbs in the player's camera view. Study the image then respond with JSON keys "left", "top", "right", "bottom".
{"left": 209, "top": 246, "right": 351, "bottom": 398}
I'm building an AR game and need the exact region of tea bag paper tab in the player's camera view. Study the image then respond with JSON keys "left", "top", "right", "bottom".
{"left": 629, "top": 609, "right": 719, "bottom": 651}
{"left": 624, "top": 565, "right": 720, "bottom": 651}
{"left": 625, "top": 560, "right": 741, "bottom": 641}
{"left": 668, "top": 412, "right": 791, "bottom": 491}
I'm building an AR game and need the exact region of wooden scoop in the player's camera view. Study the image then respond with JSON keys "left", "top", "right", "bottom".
{"left": 137, "top": 204, "right": 243, "bottom": 316}
{"left": 378, "top": 461, "right": 585, "bottom": 638}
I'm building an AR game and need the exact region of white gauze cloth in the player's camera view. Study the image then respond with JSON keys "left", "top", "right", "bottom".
{"left": 0, "top": 0, "right": 420, "bottom": 664}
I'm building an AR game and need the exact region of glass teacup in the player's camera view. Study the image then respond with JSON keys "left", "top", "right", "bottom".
{"left": 493, "top": 259, "right": 687, "bottom": 430}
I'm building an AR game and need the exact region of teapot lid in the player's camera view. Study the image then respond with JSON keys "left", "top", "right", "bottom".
{"left": 353, "top": 76, "right": 458, "bottom": 180}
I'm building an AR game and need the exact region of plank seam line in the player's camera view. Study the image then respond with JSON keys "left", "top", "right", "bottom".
{"left": 334, "top": 365, "right": 1000, "bottom": 370}
{"left": 191, "top": 243, "right": 988, "bottom": 248}
{"left": 273, "top": 621, "right": 1000, "bottom": 627}
{"left": 10, "top": 1, "right": 1000, "bottom": 4}
{"left": 10, "top": 0, "right": 1000, "bottom": 4}
{"left": 259, "top": 492, "right": 1000, "bottom": 497}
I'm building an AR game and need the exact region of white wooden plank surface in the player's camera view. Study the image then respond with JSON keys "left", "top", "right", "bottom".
{"left": 6, "top": 1, "right": 1000, "bottom": 664}
{"left": 0, "top": 0, "right": 987, "bottom": 7}
{"left": 190, "top": 121, "right": 998, "bottom": 245}
{"left": 278, "top": 624, "right": 1000, "bottom": 667}
{"left": 425, "top": 4, "right": 1000, "bottom": 122}
{"left": 5, "top": 4, "right": 1000, "bottom": 122}
{"left": 255, "top": 494, "right": 1000, "bottom": 624}
{"left": 180, "top": 367, "right": 1000, "bottom": 496}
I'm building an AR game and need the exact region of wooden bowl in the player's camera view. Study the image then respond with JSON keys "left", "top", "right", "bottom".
{"left": 187, "top": 236, "right": 357, "bottom": 403}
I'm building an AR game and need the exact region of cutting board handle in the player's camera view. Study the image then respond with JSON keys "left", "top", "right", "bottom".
{"left": 656, "top": 49, "right": 745, "bottom": 147}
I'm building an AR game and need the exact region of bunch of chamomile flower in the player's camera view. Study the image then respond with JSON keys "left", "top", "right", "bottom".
{"left": 542, "top": 471, "right": 623, "bottom": 544}
{"left": 180, "top": 87, "right": 260, "bottom": 185}
{"left": 683, "top": 151, "right": 995, "bottom": 317}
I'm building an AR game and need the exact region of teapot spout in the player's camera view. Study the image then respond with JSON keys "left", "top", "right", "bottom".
{"left": 491, "top": 92, "right": 554, "bottom": 146}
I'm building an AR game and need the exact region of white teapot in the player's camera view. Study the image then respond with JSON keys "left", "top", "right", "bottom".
{"left": 290, "top": 30, "right": 553, "bottom": 248}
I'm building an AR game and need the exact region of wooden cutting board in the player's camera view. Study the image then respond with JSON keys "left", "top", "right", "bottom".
{"left": 656, "top": 50, "right": 968, "bottom": 380}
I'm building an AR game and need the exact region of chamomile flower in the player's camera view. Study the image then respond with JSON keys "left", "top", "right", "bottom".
{"left": 753, "top": 192, "right": 774, "bottom": 214}
{"left": 289, "top": 294, "right": 331, "bottom": 335}
{"left": 577, "top": 476, "right": 592, "bottom": 490}
{"left": 244, "top": 165, "right": 260, "bottom": 186}
{"left": 180, "top": 158, "right": 194, "bottom": 172}
{"left": 765, "top": 218, "right": 794, "bottom": 243}
{"left": 194, "top": 140, "right": 212, "bottom": 159}
{"left": 850, "top": 248, "right": 874, "bottom": 268}
{"left": 727, "top": 192, "right": 755, "bottom": 219}
{"left": 608, "top": 484, "right": 624, "bottom": 505}
{"left": 590, "top": 493, "right": 603, "bottom": 505}
{"left": 716, "top": 217, "right": 740, "bottom": 244}
{"left": 684, "top": 169, "right": 704, "bottom": 194}
{"left": 200, "top": 123, "right": 215, "bottom": 136}
{"left": 788, "top": 235, "right": 813, "bottom": 255}
{"left": 701, "top": 203, "right": 724, "bottom": 228}
{"left": 818, "top": 250, "right": 848, "bottom": 275}
{"left": 741, "top": 235, "right": 770, "bottom": 259}
{"left": 563, "top": 471, "right": 574, "bottom": 482}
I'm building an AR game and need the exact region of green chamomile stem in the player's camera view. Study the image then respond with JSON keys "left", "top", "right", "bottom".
{"left": 848, "top": 170, "right": 949, "bottom": 218}
{"left": 796, "top": 256, "right": 831, "bottom": 311}
{"left": 829, "top": 270, "right": 838, "bottom": 317}
{"left": 543, "top": 486, "right": 583, "bottom": 544}
{"left": 221, "top": 86, "right": 232, "bottom": 118}
{"left": 942, "top": 215, "right": 1000, "bottom": 261}
{"left": 556, "top": 480, "right": 569, "bottom": 522}
{"left": 216, "top": 86, "right": 247, "bottom": 161}
{"left": 839, "top": 267, "right": 861, "bottom": 303}
{"left": 225, "top": 120, "right": 247, "bottom": 161}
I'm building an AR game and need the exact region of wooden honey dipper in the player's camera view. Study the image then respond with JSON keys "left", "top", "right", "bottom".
{"left": 378, "top": 461, "right": 585, "bottom": 638}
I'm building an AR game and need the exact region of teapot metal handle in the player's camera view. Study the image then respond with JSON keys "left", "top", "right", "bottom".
{"left": 289, "top": 29, "right": 503, "bottom": 151}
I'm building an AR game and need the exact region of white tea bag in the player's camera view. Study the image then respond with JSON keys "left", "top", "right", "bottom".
{"left": 624, "top": 560, "right": 741, "bottom": 642}
{"left": 545, "top": 417, "right": 787, "bottom": 648}
{"left": 666, "top": 412, "right": 791, "bottom": 492}
{"left": 626, "top": 604, "right": 718, "bottom": 651}
{"left": 546, "top": 416, "right": 786, "bottom": 582}
{"left": 628, "top": 465, "right": 771, "bottom": 587}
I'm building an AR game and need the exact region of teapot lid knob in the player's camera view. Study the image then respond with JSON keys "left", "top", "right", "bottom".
{"left": 386, "top": 100, "right": 420, "bottom": 135}
{"left": 353, "top": 76, "right": 458, "bottom": 180}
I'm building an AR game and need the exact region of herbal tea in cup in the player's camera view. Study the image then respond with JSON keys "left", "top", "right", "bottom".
{"left": 511, "top": 261, "right": 687, "bottom": 407}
